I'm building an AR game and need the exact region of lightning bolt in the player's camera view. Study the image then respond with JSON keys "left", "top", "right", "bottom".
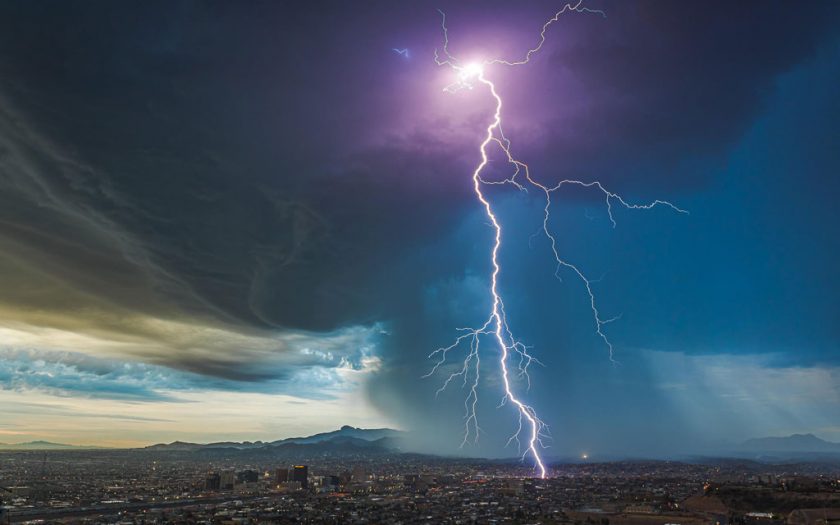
{"left": 425, "top": 1, "right": 688, "bottom": 478}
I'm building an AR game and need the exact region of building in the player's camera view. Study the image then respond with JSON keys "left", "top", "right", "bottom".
{"left": 280, "top": 480, "right": 301, "bottom": 492}
{"left": 292, "top": 465, "right": 308, "bottom": 489}
{"left": 237, "top": 470, "right": 259, "bottom": 483}
{"left": 352, "top": 465, "right": 367, "bottom": 481}
{"left": 220, "top": 470, "right": 236, "bottom": 490}
{"left": 275, "top": 467, "right": 289, "bottom": 485}
{"left": 205, "top": 472, "right": 220, "bottom": 491}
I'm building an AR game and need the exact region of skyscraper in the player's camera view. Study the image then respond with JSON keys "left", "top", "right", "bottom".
{"left": 352, "top": 465, "right": 367, "bottom": 481}
{"left": 292, "top": 465, "right": 308, "bottom": 489}
{"left": 220, "top": 470, "right": 235, "bottom": 491}
{"left": 205, "top": 472, "right": 220, "bottom": 491}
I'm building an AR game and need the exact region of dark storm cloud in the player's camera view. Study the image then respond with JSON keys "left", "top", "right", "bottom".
{"left": 2, "top": 0, "right": 833, "bottom": 333}
{"left": 480, "top": 1, "right": 840, "bottom": 191}
{"left": 0, "top": 0, "right": 477, "bottom": 337}
{"left": 0, "top": 1, "right": 838, "bottom": 452}
{"left": 3, "top": 3, "right": 832, "bottom": 330}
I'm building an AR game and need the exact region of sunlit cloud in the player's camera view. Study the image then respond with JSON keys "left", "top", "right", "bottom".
{"left": 0, "top": 322, "right": 385, "bottom": 401}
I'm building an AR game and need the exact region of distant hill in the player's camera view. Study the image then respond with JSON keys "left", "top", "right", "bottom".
{"left": 272, "top": 425, "right": 402, "bottom": 445}
{"left": 170, "top": 435, "right": 403, "bottom": 461}
{"left": 741, "top": 434, "right": 840, "bottom": 453}
{"left": 0, "top": 440, "right": 101, "bottom": 450}
{"left": 145, "top": 440, "right": 272, "bottom": 451}
{"left": 145, "top": 425, "right": 405, "bottom": 453}
{"left": 144, "top": 441, "right": 204, "bottom": 452}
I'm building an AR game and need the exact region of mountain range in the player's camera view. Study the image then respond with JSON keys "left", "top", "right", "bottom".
{"left": 0, "top": 440, "right": 101, "bottom": 450}
{"left": 144, "top": 425, "right": 405, "bottom": 452}
{"left": 4, "top": 430, "right": 839, "bottom": 459}
{"left": 739, "top": 433, "right": 840, "bottom": 453}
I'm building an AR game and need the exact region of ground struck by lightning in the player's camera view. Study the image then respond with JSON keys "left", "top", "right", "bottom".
{"left": 423, "top": 1, "right": 688, "bottom": 479}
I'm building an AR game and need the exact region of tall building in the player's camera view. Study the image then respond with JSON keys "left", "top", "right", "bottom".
{"left": 292, "top": 465, "right": 308, "bottom": 489}
{"left": 205, "top": 472, "right": 220, "bottom": 491}
{"left": 220, "top": 470, "right": 236, "bottom": 490}
{"left": 352, "top": 465, "right": 367, "bottom": 481}
{"left": 275, "top": 467, "right": 289, "bottom": 485}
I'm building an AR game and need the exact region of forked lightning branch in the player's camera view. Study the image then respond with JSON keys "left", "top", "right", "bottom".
{"left": 424, "top": 1, "right": 687, "bottom": 478}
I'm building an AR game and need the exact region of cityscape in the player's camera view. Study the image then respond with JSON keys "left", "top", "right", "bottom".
{"left": 2, "top": 428, "right": 840, "bottom": 524}
{"left": 1, "top": 0, "right": 839, "bottom": 524}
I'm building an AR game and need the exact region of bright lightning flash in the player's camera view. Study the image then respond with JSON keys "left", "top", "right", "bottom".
{"left": 425, "top": 1, "right": 688, "bottom": 479}
{"left": 460, "top": 62, "right": 484, "bottom": 79}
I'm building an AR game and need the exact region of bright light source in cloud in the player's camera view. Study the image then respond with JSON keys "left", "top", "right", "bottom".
{"left": 460, "top": 62, "right": 484, "bottom": 79}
